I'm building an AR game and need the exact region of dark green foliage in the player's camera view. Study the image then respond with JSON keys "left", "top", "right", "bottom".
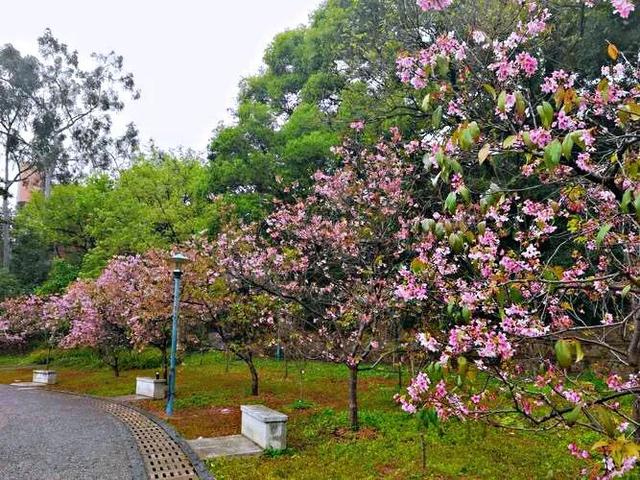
{"left": 9, "top": 227, "right": 50, "bottom": 292}
{"left": 206, "top": 0, "right": 418, "bottom": 195}
{"left": 35, "top": 258, "right": 80, "bottom": 295}
{"left": 545, "top": 2, "right": 640, "bottom": 77}
{"left": 290, "top": 399, "right": 315, "bottom": 410}
{"left": 0, "top": 268, "right": 22, "bottom": 300}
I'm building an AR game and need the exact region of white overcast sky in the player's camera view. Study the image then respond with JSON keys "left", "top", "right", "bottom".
{"left": 0, "top": 0, "right": 323, "bottom": 153}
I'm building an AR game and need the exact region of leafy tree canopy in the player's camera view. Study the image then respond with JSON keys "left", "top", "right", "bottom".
{"left": 207, "top": 0, "right": 640, "bottom": 198}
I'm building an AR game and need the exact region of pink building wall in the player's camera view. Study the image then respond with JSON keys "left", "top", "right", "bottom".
{"left": 16, "top": 172, "right": 42, "bottom": 206}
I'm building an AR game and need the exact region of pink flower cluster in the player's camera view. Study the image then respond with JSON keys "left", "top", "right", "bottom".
{"left": 416, "top": 0, "right": 453, "bottom": 11}
{"left": 610, "top": 0, "right": 635, "bottom": 18}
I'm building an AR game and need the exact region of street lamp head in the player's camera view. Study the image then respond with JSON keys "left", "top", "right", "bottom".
{"left": 170, "top": 253, "right": 190, "bottom": 271}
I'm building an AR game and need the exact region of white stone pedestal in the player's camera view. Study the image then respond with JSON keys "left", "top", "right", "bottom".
{"left": 241, "top": 404, "right": 288, "bottom": 450}
{"left": 135, "top": 377, "right": 166, "bottom": 399}
{"left": 32, "top": 370, "right": 57, "bottom": 384}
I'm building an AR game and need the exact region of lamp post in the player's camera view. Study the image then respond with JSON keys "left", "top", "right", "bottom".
{"left": 166, "top": 253, "right": 189, "bottom": 416}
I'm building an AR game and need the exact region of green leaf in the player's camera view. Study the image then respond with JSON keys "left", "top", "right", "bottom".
{"left": 431, "top": 171, "right": 441, "bottom": 188}
{"left": 555, "top": 340, "right": 573, "bottom": 368}
{"left": 563, "top": 405, "right": 581, "bottom": 426}
{"left": 421, "top": 94, "right": 431, "bottom": 112}
{"left": 543, "top": 102, "right": 554, "bottom": 128}
{"left": 573, "top": 340, "right": 584, "bottom": 363}
{"left": 571, "top": 130, "right": 586, "bottom": 150}
{"left": 483, "top": 84, "right": 497, "bottom": 100}
{"left": 411, "top": 258, "right": 427, "bottom": 274}
{"left": 449, "top": 158, "right": 462, "bottom": 173}
{"left": 436, "top": 56, "right": 449, "bottom": 77}
{"left": 432, "top": 106, "right": 443, "bottom": 129}
{"left": 460, "top": 128, "right": 474, "bottom": 150}
{"left": 421, "top": 218, "right": 436, "bottom": 232}
{"left": 544, "top": 140, "right": 562, "bottom": 169}
{"left": 621, "top": 190, "right": 633, "bottom": 213}
{"left": 448, "top": 232, "right": 464, "bottom": 253}
{"left": 537, "top": 101, "right": 554, "bottom": 129}
{"left": 515, "top": 91, "right": 526, "bottom": 116}
{"left": 497, "top": 90, "right": 507, "bottom": 111}
{"left": 467, "top": 121, "right": 480, "bottom": 140}
{"left": 444, "top": 192, "right": 457, "bottom": 214}
{"left": 562, "top": 134, "right": 574, "bottom": 160}
{"left": 503, "top": 135, "right": 517, "bottom": 149}
{"left": 634, "top": 193, "right": 640, "bottom": 213}
{"left": 459, "top": 186, "right": 471, "bottom": 203}
{"left": 478, "top": 143, "right": 491, "bottom": 164}
{"left": 596, "top": 223, "right": 612, "bottom": 247}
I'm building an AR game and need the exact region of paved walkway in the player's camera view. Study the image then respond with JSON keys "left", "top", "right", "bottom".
{"left": 0, "top": 384, "right": 146, "bottom": 480}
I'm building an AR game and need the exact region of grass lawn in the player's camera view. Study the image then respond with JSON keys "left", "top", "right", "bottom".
{"left": 0, "top": 350, "right": 594, "bottom": 479}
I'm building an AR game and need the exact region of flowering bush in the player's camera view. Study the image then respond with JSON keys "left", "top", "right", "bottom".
{"left": 392, "top": 0, "right": 640, "bottom": 477}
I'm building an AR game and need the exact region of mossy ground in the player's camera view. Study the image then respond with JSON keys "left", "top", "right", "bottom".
{"left": 0, "top": 349, "right": 599, "bottom": 479}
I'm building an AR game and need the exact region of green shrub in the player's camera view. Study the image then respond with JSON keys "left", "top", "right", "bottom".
{"left": 21, "top": 346, "right": 163, "bottom": 371}
{"left": 262, "top": 447, "right": 294, "bottom": 458}
{"left": 49, "top": 348, "right": 103, "bottom": 368}
{"left": 25, "top": 348, "right": 58, "bottom": 365}
{"left": 35, "top": 258, "right": 80, "bottom": 295}
{"left": 290, "top": 399, "right": 315, "bottom": 410}
{"left": 118, "top": 349, "right": 163, "bottom": 370}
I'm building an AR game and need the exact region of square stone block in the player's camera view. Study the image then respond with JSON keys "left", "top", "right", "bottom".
{"left": 135, "top": 377, "right": 166, "bottom": 399}
{"left": 32, "top": 370, "right": 57, "bottom": 384}
{"left": 241, "top": 404, "right": 288, "bottom": 450}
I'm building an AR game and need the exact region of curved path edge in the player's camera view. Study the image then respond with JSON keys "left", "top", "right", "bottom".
{"left": 119, "top": 400, "right": 215, "bottom": 480}
{"left": 54, "top": 389, "right": 215, "bottom": 480}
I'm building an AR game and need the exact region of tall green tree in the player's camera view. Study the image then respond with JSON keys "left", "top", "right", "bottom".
{"left": 12, "top": 153, "right": 217, "bottom": 281}
{"left": 0, "top": 29, "right": 139, "bottom": 267}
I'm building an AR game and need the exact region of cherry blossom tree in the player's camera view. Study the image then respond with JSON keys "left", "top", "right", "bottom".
{"left": 97, "top": 252, "right": 176, "bottom": 379}
{"left": 56, "top": 279, "right": 132, "bottom": 376}
{"left": 220, "top": 131, "right": 420, "bottom": 429}
{"left": 57, "top": 251, "right": 199, "bottom": 378}
{"left": 391, "top": 0, "right": 640, "bottom": 477}
{"left": 0, "top": 294, "right": 64, "bottom": 364}
{"left": 178, "top": 238, "right": 287, "bottom": 396}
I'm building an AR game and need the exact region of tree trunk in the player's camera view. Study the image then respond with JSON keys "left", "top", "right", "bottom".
{"left": 46, "top": 344, "right": 52, "bottom": 371}
{"left": 112, "top": 354, "right": 120, "bottom": 377}
{"left": 2, "top": 149, "right": 11, "bottom": 269}
{"left": 240, "top": 352, "right": 259, "bottom": 396}
{"left": 43, "top": 165, "right": 53, "bottom": 199}
{"left": 348, "top": 365, "right": 359, "bottom": 431}
{"left": 248, "top": 356, "right": 259, "bottom": 396}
